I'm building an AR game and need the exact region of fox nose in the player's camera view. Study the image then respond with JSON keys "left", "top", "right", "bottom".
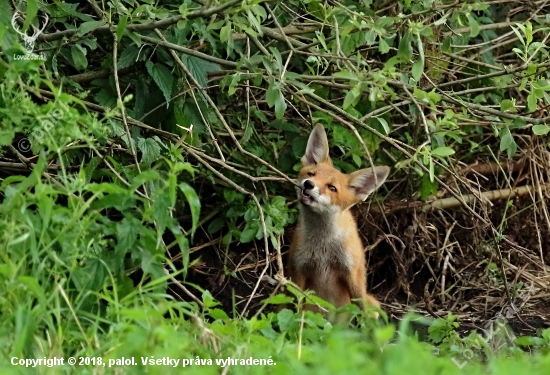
{"left": 303, "top": 179, "right": 314, "bottom": 190}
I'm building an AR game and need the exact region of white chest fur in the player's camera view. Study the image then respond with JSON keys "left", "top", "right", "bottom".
{"left": 293, "top": 211, "right": 353, "bottom": 272}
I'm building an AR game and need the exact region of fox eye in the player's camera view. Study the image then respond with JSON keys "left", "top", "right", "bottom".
{"left": 307, "top": 172, "right": 315, "bottom": 177}
{"left": 328, "top": 185, "right": 337, "bottom": 192}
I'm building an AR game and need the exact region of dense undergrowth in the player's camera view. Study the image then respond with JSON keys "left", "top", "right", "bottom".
{"left": 1, "top": 0, "right": 550, "bottom": 373}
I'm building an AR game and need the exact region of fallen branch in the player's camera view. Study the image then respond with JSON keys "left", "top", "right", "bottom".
{"left": 381, "top": 181, "right": 550, "bottom": 214}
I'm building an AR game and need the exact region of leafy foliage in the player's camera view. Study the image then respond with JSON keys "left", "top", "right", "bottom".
{"left": 1, "top": 0, "right": 550, "bottom": 373}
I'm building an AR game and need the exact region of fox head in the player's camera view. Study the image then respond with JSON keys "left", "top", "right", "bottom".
{"left": 297, "top": 124, "right": 390, "bottom": 214}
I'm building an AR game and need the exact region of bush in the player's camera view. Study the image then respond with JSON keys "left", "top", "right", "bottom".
{"left": 1, "top": 0, "right": 550, "bottom": 373}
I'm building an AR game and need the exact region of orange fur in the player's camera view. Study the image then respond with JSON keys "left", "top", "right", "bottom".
{"left": 287, "top": 124, "right": 390, "bottom": 316}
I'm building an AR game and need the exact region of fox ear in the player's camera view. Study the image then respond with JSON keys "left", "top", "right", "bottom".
{"left": 301, "top": 124, "right": 331, "bottom": 166}
{"left": 349, "top": 166, "right": 390, "bottom": 201}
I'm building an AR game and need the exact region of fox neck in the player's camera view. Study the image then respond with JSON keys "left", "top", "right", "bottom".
{"left": 297, "top": 205, "right": 352, "bottom": 243}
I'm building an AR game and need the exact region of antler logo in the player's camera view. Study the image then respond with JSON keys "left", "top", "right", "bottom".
{"left": 11, "top": 11, "right": 49, "bottom": 54}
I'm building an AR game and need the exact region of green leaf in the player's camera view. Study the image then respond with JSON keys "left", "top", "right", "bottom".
{"left": 116, "top": 16, "right": 128, "bottom": 41}
{"left": 73, "top": 258, "right": 106, "bottom": 292}
{"left": 277, "top": 309, "right": 297, "bottom": 330}
{"left": 274, "top": 93, "right": 286, "bottom": 119}
{"left": 413, "top": 34, "right": 425, "bottom": 83}
{"left": 22, "top": 0, "right": 38, "bottom": 34}
{"left": 500, "top": 129, "right": 513, "bottom": 151}
{"left": 411, "top": 58, "right": 423, "bottom": 82}
{"left": 77, "top": 20, "right": 106, "bottom": 37}
{"left": 145, "top": 61, "right": 173, "bottom": 104}
{"left": 377, "top": 117, "right": 390, "bottom": 135}
{"left": 175, "top": 234, "right": 190, "bottom": 270}
{"left": 94, "top": 88, "right": 117, "bottom": 108}
{"left": 333, "top": 71, "right": 357, "bottom": 81}
{"left": 500, "top": 99, "right": 516, "bottom": 113}
{"left": 270, "top": 120, "right": 301, "bottom": 133}
{"left": 92, "top": 193, "right": 136, "bottom": 212}
{"left": 125, "top": 30, "right": 142, "bottom": 48}
{"left": 168, "top": 174, "right": 177, "bottom": 207}
{"left": 397, "top": 32, "right": 413, "bottom": 60}
{"left": 207, "top": 20, "right": 225, "bottom": 31}
{"left": 365, "top": 30, "right": 377, "bottom": 45}
{"left": 116, "top": 217, "right": 139, "bottom": 252}
{"left": 226, "top": 72, "right": 242, "bottom": 96}
{"left": 179, "top": 3, "right": 189, "bottom": 17}
{"left": 240, "top": 225, "right": 257, "bottom": 243}
{"left": 420, "top": 26, "right": 433, "bottom": 38}
{"left": 139, "top": 246, "right": 164, "bottom": 279}
{"left": 442, "top": 38, "right": 452, "bottom": 52}
{"left": 375, "top": 324, "right": 395, "bottom": 345}
{"left": 202, "top": 290, "right": 219, "bottom": 308}
{"left": 137, "top": 137, "right": 161, "bottom": 167}
{"left": 532, "top": 124, "right": 550, "bottom": 135}
{"left": 500, "top": 129, "right": 517, "bottom": 157}
{"left": 130, "top": 170, "right": 160, "bottom": 191}
{"left": 208, "top": 217, "right": 225, "bottom": 234}
{"left": 266, "top": 78, "right": 286, "bottom": 118}
{"left": 180, "top": 54, "right": 221, "bottom": 88}
{"left": 515, "top": 336, "right": 544, "bottom": 346}
{"left": 117, "top": 45, "right": 139, "bottom": 69}
{"left": 247, "top": 10, "right": 263, "bottom": 36}
{"left": 525, "top": 22, "right": 533, "bottom": 46}
{"left": 466, "top": 13, "right": 480, "bottom": 38}
{"left": 527, "top": 91, "right": 538, "bottom": 112}
{"left": 379, "top": 38, "right": 390, "bottom": 54}
{"left": 352, "top": 153, "right": 361, "bottom": 167}
{"left": 179, "top": 182, "right": 201, "bottom": 239}
{"left": 209, "top": 308, "right": 230, "bottom": 320}
{"left": 431, "top": 146, "right": 455, "bottom": 157}
{"left": 262, "top": 294, "right": 294, "bottom": 305}
{"left": 343, "top": 85, "right": 361, "bottom": 109}
{"left": 88, "top": 182, "right": 129, "bottom": 195}
{"left": 510, "top": 25, "right": 525, "bottom": 46}
{"left": 266, "top": 77, "right": 281, "bottom": 107}
{"left": 152, "top": 192, "right": 171, "bottom": 233}
{"left": 71, "top": 45, "right": 88, "bottom": 70}
{"left": 220, "top": 22, "right": 232, "bottom": 43}
{"left": 18, "top": 276, "right": 46, "bottom": 307}
{"left": 420, "top": 173, "right": 439, "bottom": 200}
{"left": 0, "top": 129, "right": 15, "bottom": 146}
{"left": 434, "top": 16, "right": 448, "bottom": 26}
{"left": 177, "top": 20, "right": 187, "bottom": 29}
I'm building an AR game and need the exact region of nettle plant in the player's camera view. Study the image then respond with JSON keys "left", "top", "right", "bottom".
{"left": 0, "top": 54, "right": 199, "bottom": 333}
{"left": 208, "top": 190, "right": 295, "bottom": 252}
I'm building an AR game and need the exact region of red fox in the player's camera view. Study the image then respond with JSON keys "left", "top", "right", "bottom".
{"left": 287, "top": 124, "right": 390, "bottom": 316}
